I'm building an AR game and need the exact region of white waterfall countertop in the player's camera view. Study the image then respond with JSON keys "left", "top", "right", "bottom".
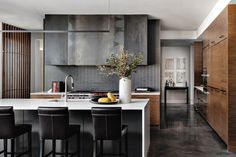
{"left": 0, "top": 99, "right": 149, "bottom": 111}
{"left": 0, "top": 98, "right": 150, "bottom": 157}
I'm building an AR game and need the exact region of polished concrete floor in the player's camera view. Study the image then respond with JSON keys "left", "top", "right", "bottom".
{"left": 148, "top": 103, "right": 236, "bottom": 157}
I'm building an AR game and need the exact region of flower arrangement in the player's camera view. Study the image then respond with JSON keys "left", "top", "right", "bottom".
{"left": 97, "top": 49, "right": 143, "bottom": 78}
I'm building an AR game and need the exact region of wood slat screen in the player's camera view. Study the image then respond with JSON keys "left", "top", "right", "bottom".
{"left": 2, "top": 23, "right": 31, "bottom": 98}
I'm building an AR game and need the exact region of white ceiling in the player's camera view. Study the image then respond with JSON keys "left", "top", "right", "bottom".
{"left": 0, "top": 0, "right": 219, "bottom": 30}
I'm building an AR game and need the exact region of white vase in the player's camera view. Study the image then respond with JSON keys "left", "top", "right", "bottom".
{"left": 119, "top": 77, "right": 131, "bottom": 103}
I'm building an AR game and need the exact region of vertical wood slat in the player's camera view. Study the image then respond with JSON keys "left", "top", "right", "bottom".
{"left": 2, "top": 23, "right": 31, "bottom": 98}
{"left": 19, "top": 33, "right": 22, "bottom": 98}
{"left": 9, "top": 25, "right": 12, "bottom": 98}
{"left": 27, "top": 34, "right": 30, "bottom": 98}
{"left": 12, "top": 27, "right": 16, "bottom": 98}
{"left": 22, "top": 31, "right": 24, "bottom": 98}
{"left": 2, "top": 24, "right": 5, "bottom": 97}
{"left": 6, "top": 24, "right": 9, "bottom": 98}
{"left": 21, "top": 32, "right": 24, "bottom": 98}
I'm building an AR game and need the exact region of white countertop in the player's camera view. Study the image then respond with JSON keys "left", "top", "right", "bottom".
{"left": 31, "top": 91, "right": 160, "bottom": 96}
{"left": 0, "top": 99, "right": 149, "bottom": 111}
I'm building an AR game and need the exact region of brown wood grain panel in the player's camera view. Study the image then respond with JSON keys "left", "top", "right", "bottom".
{"left": 13, "top": 27, "right": 16, "bottom": 98}
{"left": 202, "top": 4, "right": 236, "bottom": 151}
{"left": 10, "top": 26, "right": 12, "bottom": 97}
{"left": 5, "top": 24, "right": 8, "bottom": 98}
{"left": 20, "top": 32, "right": 22, "bottom": 98}
{"left": 132, "top": 95, "right": 160, "bottom": 125}
{"left": 227, "top": 4, "right": 236, "bottom": 152}
{"left": 23, "top": 33, "right": 25, "bottom": 98}
{"left": 2, "top": 23, "right": 31, "bottom": 98}
{"left": 30, "top": 94, "right": 62, "bottom": 99}
{"left": 2, "top": 23, "right": 5, "bottom": 97}
{"left": 194, "top": 42, "right": 203, "bottom": 86}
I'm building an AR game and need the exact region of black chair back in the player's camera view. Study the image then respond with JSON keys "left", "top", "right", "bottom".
{"left": 38, "top": 107, "right": 69, "bottom": 139}
{"left": 0, "top": 106, "right": 15, "bottom": 138}
{"left": 91, "top": 107, "right": 122, "bottom": 140}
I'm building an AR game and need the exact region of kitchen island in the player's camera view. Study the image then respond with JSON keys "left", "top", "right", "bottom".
{"left": 0, "top": 99, "right": 150, "bottom": 157}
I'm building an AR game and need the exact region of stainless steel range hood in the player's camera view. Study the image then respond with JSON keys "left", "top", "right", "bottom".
{"left": 44, "top": 15, "right": 148, "bottom": 66}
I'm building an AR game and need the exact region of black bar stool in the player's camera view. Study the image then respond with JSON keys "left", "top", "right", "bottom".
{"left": 91, "top": 107, "right": 128, "bottom": 157}
{"left": 0, "top": 106, "right": 32, "bottom": 157}
{"left": 38, "top": 107, "right": 80, "bottom": 157}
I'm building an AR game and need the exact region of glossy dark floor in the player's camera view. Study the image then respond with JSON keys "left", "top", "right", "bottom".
{"left": 148, "top": 103, "right": 236, "bottom": 157}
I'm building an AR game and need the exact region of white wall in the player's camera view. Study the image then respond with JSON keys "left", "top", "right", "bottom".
{"left": 161, "top": 46, "right": 190, "bottom": 103}
{"left": 0, "top": 22, "right": 2, "bottom": 98}
{"left": 31, "top": 33, "right": 44, "bottom": 93}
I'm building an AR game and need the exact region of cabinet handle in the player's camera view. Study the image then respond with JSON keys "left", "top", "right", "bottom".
{"left": 219, "top": 35, "right": 225, "bottom": 38}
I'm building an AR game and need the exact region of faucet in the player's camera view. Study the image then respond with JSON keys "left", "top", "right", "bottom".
{"left": 65, "top": 75, "right": 74, "bottom": 102}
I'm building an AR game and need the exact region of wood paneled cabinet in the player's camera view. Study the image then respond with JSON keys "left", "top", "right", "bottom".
{"left": 194, "top": 42, "right": 203, "bottom": 86}
{"left": 208, "top": 87, "right": 228, "bottom": 143}
{"left": 132, "top": 95, "right": 160, "bottom": 125}
{"left": 209, "top": 40, "right": 228, "bottom": 91}
{"left": 203, "top": 8, "right": 228, "bottom": 49}
{"left": 201, "top": 4, "right": 236, "bottom": 151}
{"left": 31, "top": 94, "right": 62, "bottom": 99}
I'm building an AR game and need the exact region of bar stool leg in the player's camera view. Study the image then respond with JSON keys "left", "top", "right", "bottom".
{"left": 4, "top": 139, "right": 7, "bottom": 157}
{"left": 11, "top": 139, "right": 15, "bottom": 157}
{"left": 119, "top": 140, "right": 122, "bottom": 157}
{"left": 65, "top": 140, "right": 68, "bottom": 157}
{"left": 40, "top": 139, "right": 45, "bottom": 157}
{"left": 100, "top": 140, "right": 103, "bottom": 156}
{"left": 52, "top": 140, "right": 56, "bottom": 157}
{"left": 125, "top": 133, "right": 128, "bottom": 157}
{"left": 77, "top": 133, "right": 80, "bottom": 157}
{"left": 94, "top": 140, "right": 97, "bottom": 157}
{"left": 28, "top": 131, "right": 32, "bottom": 157}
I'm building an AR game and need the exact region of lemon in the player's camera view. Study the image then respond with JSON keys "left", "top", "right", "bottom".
{"left": 107, "top": 92, "right": 116, "bottom": 102}
{"left": 98, "top": 97, "right": 111, "bottom": 103}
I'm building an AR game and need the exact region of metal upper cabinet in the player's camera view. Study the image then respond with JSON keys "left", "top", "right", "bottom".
{"left": 44, "top": 15, "right": 69, "bottom": 65}
{"left": 124, "top": 15, "right": 148, "bottom": 65}
{"left": 45, "top": 15, "right": 148, "bottom": 66}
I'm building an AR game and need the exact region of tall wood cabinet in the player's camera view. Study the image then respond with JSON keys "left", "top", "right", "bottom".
{"left": 202, "top": 5, "right": 236, "bottom": 151}
{"left": 194, "top": 42, "right": 203, "bottom": 86}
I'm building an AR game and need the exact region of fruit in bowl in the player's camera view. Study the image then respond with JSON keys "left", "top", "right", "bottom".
{"left": 97, "top": 92, "right": 117, "bottom": 103}
{"left": 107, "top": 92, "right": 116, "bottom": 102}
{"left": 98, "top": 97, "right": 111, "bottom": 103}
